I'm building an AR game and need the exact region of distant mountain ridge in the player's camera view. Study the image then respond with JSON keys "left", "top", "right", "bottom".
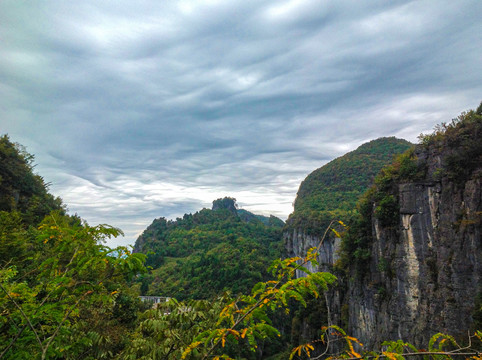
{"left": 133, "top": 197, "right": 284, "bottom": 300}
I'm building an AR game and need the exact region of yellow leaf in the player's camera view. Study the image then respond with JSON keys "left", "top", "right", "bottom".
{"left": 181, "top": 341, "right": 201, "bottom": 359}
{"left": 382, "top": 351, "right": 398, "bottom": 360}
{"left": 347, "top": 335, "right": 363, "bottom": 346}
{"left": 241, "top": 328, "right": 248, "bottom": 339}
{"left": 347, "top": 340, "right": 361, "bottom": 358}
{"left": 227, "top": 329, "right": 240, "bottom": 338}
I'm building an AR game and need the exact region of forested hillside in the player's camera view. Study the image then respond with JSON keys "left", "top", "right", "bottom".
{"left": 133, "top": 197, "right": 284, "bottom": 300}
{"left": 286, "top": 137, "right": 412, "bottom": 235}
{"left": 0, "top": 135, "right": 64, "bottom": 224}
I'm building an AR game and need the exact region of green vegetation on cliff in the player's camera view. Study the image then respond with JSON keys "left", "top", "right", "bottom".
{"left": 340, "top": 104, "right": 482, "bottom": 272}
{"left": 134, "top": 197, "right": 284, "bottom": 300}
{"left": 286, "top": 137, "right": 413, "bottom": 235}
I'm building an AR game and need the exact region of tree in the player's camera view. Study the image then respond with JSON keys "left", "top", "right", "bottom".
{"left": 0, "top": 212, "right": 146, "bottom": 359}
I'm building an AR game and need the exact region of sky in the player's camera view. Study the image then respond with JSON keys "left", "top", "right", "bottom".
{"left": 1, "top": 0, "right": 481, "bottom": 247}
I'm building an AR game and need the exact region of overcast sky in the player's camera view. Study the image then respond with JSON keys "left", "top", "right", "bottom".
{"left": 1, "top": 0, "right": 481, "bottom": 247}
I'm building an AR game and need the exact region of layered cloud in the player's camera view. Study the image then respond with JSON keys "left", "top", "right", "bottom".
{"left": 1, "top": 0, "right": 481, "bottom": 246}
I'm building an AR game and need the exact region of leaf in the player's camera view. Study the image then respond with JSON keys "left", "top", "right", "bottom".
{"left": 181, "top": 341, "right": 201, "bottom": 359}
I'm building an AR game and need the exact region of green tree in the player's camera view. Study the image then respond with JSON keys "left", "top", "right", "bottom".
{"left": 0, "top": 135, "right": 64, "bottom": 225}
{"left": 0, "top": 212, "right": 146, "bottom": 359}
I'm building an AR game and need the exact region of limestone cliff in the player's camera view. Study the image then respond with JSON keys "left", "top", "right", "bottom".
{"left": 284, "top": 137, "right": 413, "bottom": 345}
{"left": 348, "top": 171, "right": 481, "bottom": 348}
{"left": 285, "top": 107, "right": 482, "bottom": 349}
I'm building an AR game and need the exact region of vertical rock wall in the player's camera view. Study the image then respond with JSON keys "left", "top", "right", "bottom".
{"left": 347, "top": 173, "right": 481, "bottom": 348}
{"left": 285, "top": 170, "right": 481, "bottom": 350}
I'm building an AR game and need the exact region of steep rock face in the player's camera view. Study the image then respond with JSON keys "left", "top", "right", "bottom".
{"left": 285, "top": 229, "right": 341, "bottom": 278}
{"left": 348, "top": 170, "right": 481, "bottom": 348}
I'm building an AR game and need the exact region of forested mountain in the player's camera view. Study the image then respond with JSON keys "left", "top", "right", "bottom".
{"left": 135, "top": 138, "right": 413, "bottom": 302}
{"left": 286, "top": 137, "right": 413, "bottom": 235}
{"left": 133, "top": 197, "right": 284, "bottom": 300}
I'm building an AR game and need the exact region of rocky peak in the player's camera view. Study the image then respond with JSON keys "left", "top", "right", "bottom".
{"left": 211, "top": 197, "right": 238, "bottom": 214}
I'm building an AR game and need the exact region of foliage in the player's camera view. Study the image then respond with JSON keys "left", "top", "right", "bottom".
{"left": 134, "top": 202, "right": 285, "bottom": 300}
{"left": 124, "top": 237, "right": 337, "bottom": 360}
{"left": 0, "top": 137, "right": 149, "bottom": 359}
{"left": 286, "top": 137, "right": 412, "bottom": 235}
{"left": 290, "top": 326, "right": 482, "bottom": 360}
{"left": 418, "top": 106, "right": 482, "bottom": 184}
{"left": 340, "top": 104, "right": 482, "bottom": 273}
{"left": 0, "top": 212, "right": 146, "bottom": 359}
{"left": 120, "top": 298, "right": 225, "bottom": 360}
{"left": 0, "top": 135, "right": 64, "bottom": 225}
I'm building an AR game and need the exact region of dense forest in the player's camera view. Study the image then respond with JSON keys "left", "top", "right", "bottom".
{"left": 1, "top": 104, "right": 481, "bottom": 359}
{"left": 286, "top": 137, "right": 412, "bottom": 235}
{"left": 133, "top": 197, "right": 284, "bottom": 300}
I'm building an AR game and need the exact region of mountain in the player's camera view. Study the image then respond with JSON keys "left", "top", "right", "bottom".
{"left": 285, "top": 137, "right": 413, "bottom": 281}
{"left": 133, "top": 197, "right": 284, "bottom": 300}
{"left": 287, "top": 105, "right": 482, "bottom": 349}
{"left": 286, "top": 137, "right": 413, "bottom": 235}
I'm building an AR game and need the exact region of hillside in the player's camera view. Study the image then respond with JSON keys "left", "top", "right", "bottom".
{"left": 286, "top": 137, "right": 413, "bottom": 235}
{"left": 133, "top": 197, "right": 284, "bottom": 300}
{"left": 0, "top": 135, "right": 64, "bottom": 226}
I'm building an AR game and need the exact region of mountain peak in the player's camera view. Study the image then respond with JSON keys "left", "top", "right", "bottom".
{"left": 211, "top": 197, "right": 238, "bottom": 213}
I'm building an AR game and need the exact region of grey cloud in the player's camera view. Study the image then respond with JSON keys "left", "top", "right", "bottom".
{"left": 1, "top": 0, "right": 481, "bottom": 245}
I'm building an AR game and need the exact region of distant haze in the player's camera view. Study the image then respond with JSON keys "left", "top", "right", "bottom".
{"left": 1, "top": 1, "right": 481, "bottom": 246}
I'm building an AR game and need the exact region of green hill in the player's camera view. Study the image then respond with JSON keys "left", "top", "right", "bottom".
{"left": 286, "top": 137, "right": 413, "bottom": 235}
{"left": 133, "top": 197, "right": 284, "bottom": 300}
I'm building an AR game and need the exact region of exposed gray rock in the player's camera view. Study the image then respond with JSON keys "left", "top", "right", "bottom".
{"left": 285, "top": 158, "right": 481, "bottom": 350}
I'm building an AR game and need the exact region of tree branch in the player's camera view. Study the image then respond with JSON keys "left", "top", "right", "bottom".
{"left": 0, "top": 282, "right": 43, "bottom": 349}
